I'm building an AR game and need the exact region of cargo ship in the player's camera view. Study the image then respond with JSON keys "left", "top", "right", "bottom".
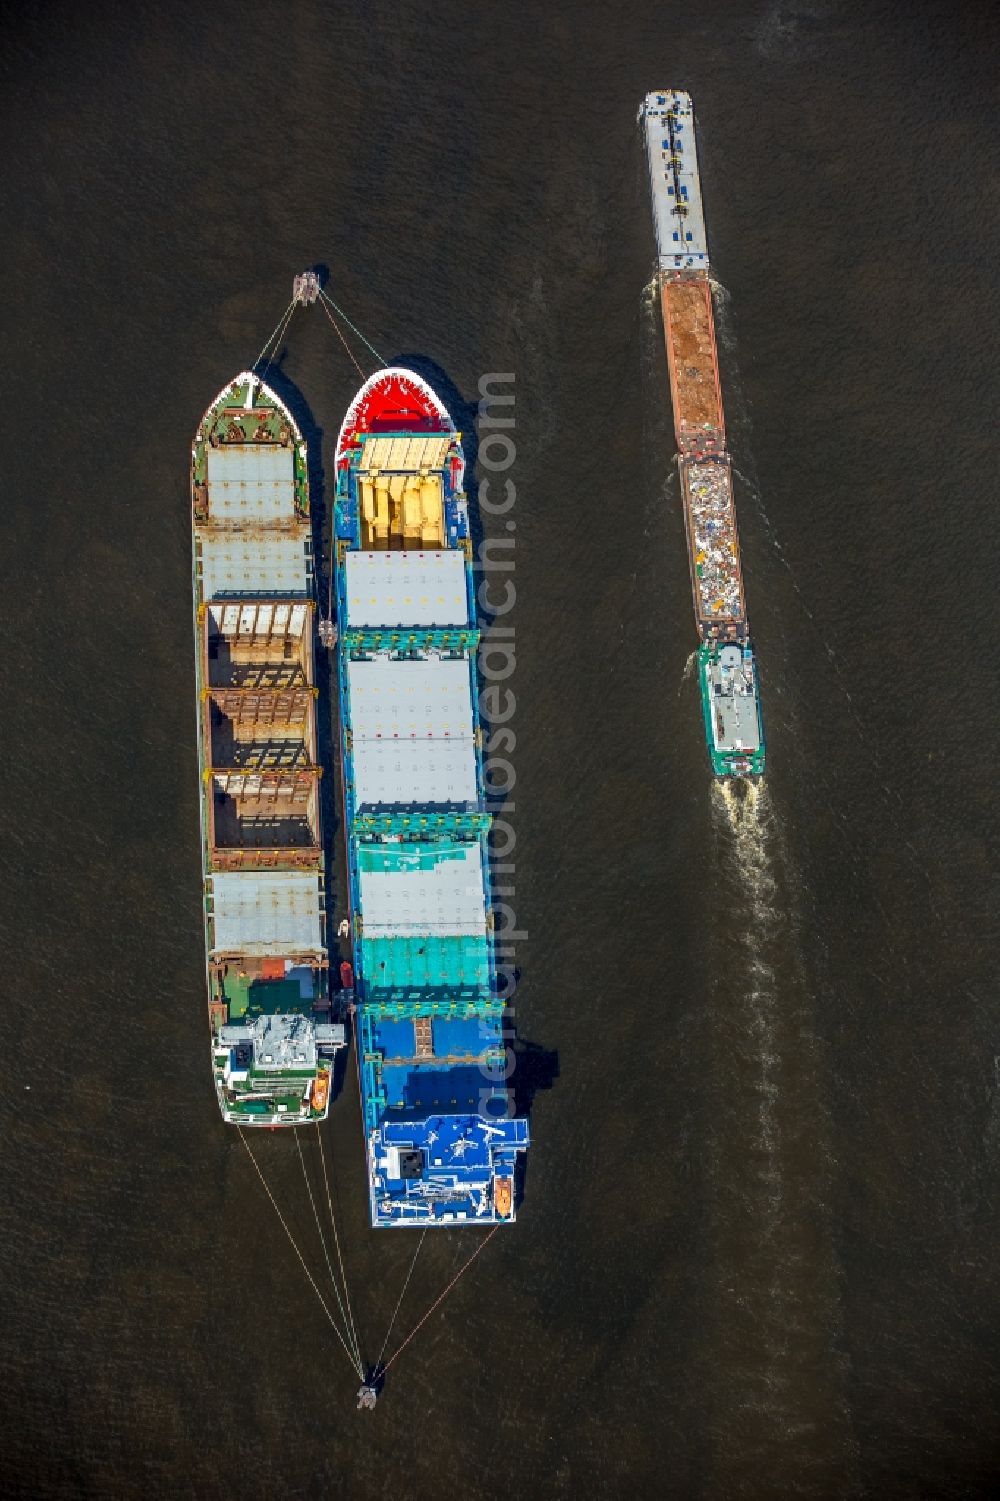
{"left": 640, "top": 90, "right": 765, "bottom": 777}
{"left": 332, "top": 367, "right": 529, "bottom": 1227}
{"left": 192, "top": 372, "right": 345, "bottom": 1126}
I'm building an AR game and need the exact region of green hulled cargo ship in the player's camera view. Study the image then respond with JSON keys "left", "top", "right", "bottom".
{"left": 191, "top": 371, "right": 345, "bottom": 1126}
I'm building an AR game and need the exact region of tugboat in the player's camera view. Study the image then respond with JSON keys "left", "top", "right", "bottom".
{"left": 699, "top": 641, "right": 765, "bottom": 777}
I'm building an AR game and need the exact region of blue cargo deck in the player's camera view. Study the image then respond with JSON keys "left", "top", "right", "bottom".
{"left": 334, "top": 368, "right": 529, "bottom": 1227}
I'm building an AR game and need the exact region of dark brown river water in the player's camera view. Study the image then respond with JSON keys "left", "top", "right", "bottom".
{"left": 2, "top": 1, "right": 999, "bottom": 1496}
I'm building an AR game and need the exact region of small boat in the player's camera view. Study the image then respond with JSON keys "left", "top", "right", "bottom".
{"left": 493, "top": 1176, "right": 514, "bottom": 1219}
{"left": 311, "top": 1070, "right": 331, "bottom": 1113}
{"left": 698, "top": 640, "right": 765, "bottom": 777}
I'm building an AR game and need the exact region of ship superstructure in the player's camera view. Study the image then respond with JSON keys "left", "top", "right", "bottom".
{"left": 192, "top": 372, "right": 344, "bottom": 1126}
{"left": 333, "top": 367, "right": 528, "bottom": 1227}
{"left": 641, "top": 91, "right": 765, "bottom": 776}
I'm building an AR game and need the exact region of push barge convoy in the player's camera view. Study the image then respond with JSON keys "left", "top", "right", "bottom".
{"left": 640, "top": 91, "right": 766, "bottom": 776}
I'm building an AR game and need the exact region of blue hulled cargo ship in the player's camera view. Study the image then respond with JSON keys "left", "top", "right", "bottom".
{"left": 333, "top": 368, "right": 529, "bottom": 1228}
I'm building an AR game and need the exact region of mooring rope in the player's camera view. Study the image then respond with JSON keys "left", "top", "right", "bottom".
{"left": 259, "top": 297, "right": 299, "bottom": 372}
{"left": 314, "top": 1122, "right": 364, "bottom": 1374}
{"left": 238, "top": 1126, "right": 363, "bottom": 1379}
{"left": 381, "top": 1225, "right": 500, "bottom": 1376}
{"left": 318, "top": 287, "right": 387, "bottom": 368}
{"left": 251, "top": 296, "right": 296, "bottom": 374}
{"left": 375, "top": 1227, "right": 428, "bottom": 1374}
{"left": 319, "top": 297, "right": 367, "bottom": 382}
{"left": 295, "top": 1128, "right": 362, "bottom": 1373}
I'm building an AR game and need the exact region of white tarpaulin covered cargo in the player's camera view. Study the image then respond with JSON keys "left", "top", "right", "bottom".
{"left": 357, "top": 842, "right": 487, "bottom": 936}
{"left": 354, "top": 738, "right": 477, "bottom": 809}
{"left": 210, "top": 871, "right": 324, "bottom": 956}
{"left": 205, "top": 444, "right": 296, "bottom": 523}
{"left": 344, "top": 550, "right": 469, "bottom": 628}
{"left": 199, "top": 533, "right": 310, "bottom": 598}
{"left": 346, "top": 657, "right": 473, "bottom": 740}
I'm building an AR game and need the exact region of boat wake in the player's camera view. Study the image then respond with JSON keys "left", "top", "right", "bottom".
{"left": 638, "top": 276, "right": 668, "bottom": 390}
{"left": 710, "top": 280, "right": 934, "bottom": 906}
{"left": 702, "top": 780, "right": 860, "bottom": 1494}
{"left": 638, "top": 282, "right": 683, "bottom": 547}
{"left": 679, "top": 649, "right": 699, "bottom": 694}
{"left": 712, "top": 776, "right": 769, "bottom": 879}
{"left": 708, "top": 276, "right": 734, "bottom": 340}
{"left": 723, "top": 456, "right": 941, "bottom": 917}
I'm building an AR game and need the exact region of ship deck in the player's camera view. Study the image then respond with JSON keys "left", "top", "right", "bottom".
{"left": 660, "top": 278, "right": 724, "bottom": 448}
{"left": 334, "top": 370, "right": 528, "bottom": 1224}
{"left": 193, "top": 372, "right": 337, "bottom": 1127}
{"left": 218, "top": 962, "right": 321, "bottom": 1020}
{"left": 201, "top": 599, "right": 321, "bottom": 857}
{"left": 641, "top": 90, "right": 709, "bottom": 272}
{"left": 679, "top": 457, "right": 746, "bottom": 637}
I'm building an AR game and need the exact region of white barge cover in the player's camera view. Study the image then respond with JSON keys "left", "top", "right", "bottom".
{"left": 209, "top": 870, "right": 324, "bottom": 956}
{"left": 344, "top": 549, "right": 470, "bottom": 628}
{"left": 205, "top": 445, "right": 296, "bottom": 523}
{"left": 346, "top": 656, "right": 477, "bottom": 808}
{"left": 199, "top": 532, "right": 310, "bottom": 598}
{"left": 357, "top": 841, "right": 488, "bottom": 936}
{"left": 641, "top": 90, "right": 709, "bottom": 272}
{"left": 354, "top": 739, "right": 477, "bottom": 809}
